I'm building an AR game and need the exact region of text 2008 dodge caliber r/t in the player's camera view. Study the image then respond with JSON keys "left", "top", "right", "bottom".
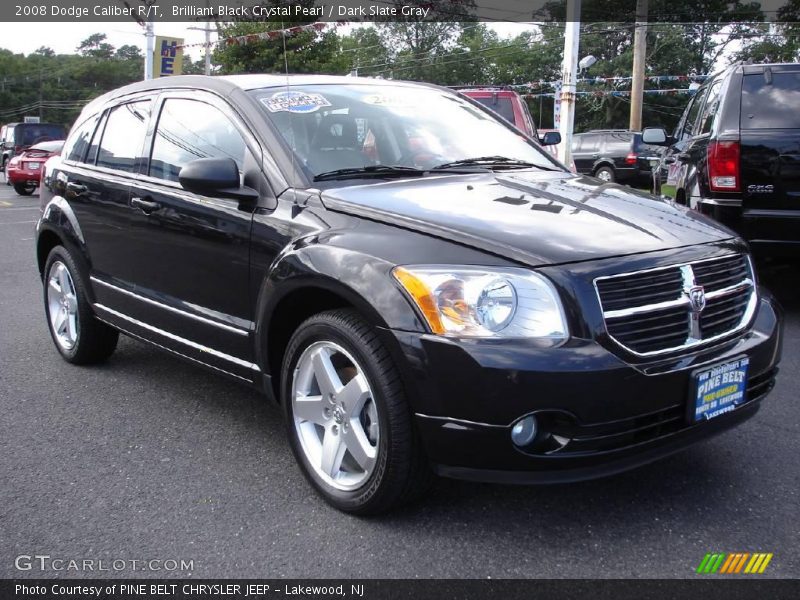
{"left": 36, "top": 75, "right": 783, "bottom": 514}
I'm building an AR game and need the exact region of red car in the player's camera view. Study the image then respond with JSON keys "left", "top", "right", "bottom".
{"left": 6, "top": 140, "right": 64, "bottom": 195}
{"left": 457, "top": 87, "right": 575, "bottom": 171}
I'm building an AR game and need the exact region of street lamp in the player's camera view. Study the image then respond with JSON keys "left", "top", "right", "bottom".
{"left": 578, "top": 55, "right": 597, "bottom": 73}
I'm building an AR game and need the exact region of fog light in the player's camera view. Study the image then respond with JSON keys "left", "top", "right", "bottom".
{"left": 510, "top": 415, "right": 537, "bottom": 447}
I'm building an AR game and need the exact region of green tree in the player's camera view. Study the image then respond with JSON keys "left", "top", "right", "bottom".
{"left": 77, "top": 33, "right": 115, "bottom": 60}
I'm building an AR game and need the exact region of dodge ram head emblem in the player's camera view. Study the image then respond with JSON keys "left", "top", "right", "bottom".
{"left": 688, "top": 286, "right": 707, "bottom": 312}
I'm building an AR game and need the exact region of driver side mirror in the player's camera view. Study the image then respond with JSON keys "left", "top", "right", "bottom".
{"left": 178, "top": 157, "right": 258, "bottom": 202}
{"left": 642, "top": 127, "right": 671, "bottom": 146}
{"left": 539, "top": 131, "right": 561, "bottom": 146}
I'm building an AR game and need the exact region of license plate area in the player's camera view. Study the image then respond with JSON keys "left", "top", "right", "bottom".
{"left": 690, "top": 357, "right": 750, "bottom": 423}
{"left": 27, "top": 162, "right": 40, "bottom": 170}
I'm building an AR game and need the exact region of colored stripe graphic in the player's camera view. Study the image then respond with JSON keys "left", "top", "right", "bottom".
{"left": 759, "top": 554, "right": 774, "bottom": 573}
{"left": 734, "top": 553, "right": 750, "bottom": 573}
{"left": 700, "top": 553, "right": 774, "bottom": 574}
{"left": 697, "top": 554, "right": 713, "bottom": 574}
{"left": 719, "top": 553, "right": 736, "bottom": 574}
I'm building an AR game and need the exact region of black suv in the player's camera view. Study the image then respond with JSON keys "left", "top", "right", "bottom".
{"left": 572, "top": 130, "right": 663, "bottom": 184}
{"left": 644, "top": 62, "right": 800, "bottom": 257}
{"left": 36, "top": 75, "right": 782, "bottom": 514}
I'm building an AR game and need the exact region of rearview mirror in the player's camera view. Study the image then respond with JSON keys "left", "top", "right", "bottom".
{"left": 178, "top": 158, "right": 258, "bottom": 201}
{"left": 540, "top": 131, "right": 561, "bottom": 146}
{"left": 642, "top": 127, "right": 669, "bottom": 146}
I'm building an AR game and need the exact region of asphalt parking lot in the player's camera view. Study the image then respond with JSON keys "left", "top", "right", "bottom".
{"left": 0, "top": 182, "right": 798, "bottom": 579}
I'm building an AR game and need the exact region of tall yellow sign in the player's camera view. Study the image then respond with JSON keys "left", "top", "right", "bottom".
{"left": 154, "top": 36, "right": 183, "bottom": 77}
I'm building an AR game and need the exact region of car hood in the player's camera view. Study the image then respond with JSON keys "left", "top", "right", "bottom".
{"left": 320, "top": 171, "right": 733, "bottom": 266}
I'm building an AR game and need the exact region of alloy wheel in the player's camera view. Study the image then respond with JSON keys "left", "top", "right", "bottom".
{"left": 291, "top": 341, "right": 380, "bottom": 491}
{"left": 47, "top": 261, "right": 79, "bottom": 350}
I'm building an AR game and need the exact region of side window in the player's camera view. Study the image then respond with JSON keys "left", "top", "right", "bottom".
{"left": 699, "top": 80, "right": 723, "bottom": 135}
{"left": 86, "top": 111, "right": 108, "bottom": 165}
{"left": 150, "top": 98, "right": 246, "bottom": 183}
{"left": 604, "top": 133, "right": 632, "bottom": 153}
{"left": 580, "top": 134, "right": 600, "bottom": 152}
{"left": 96, "top": 100, "right": 151, "bottom": 173}
{"left": 64, "top": 114, "right": 100, "bottom": 163}
{"left": 682, "top": 85, "right": 709, "bottom": 138}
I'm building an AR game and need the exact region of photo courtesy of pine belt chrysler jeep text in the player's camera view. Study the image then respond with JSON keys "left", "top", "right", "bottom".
{"left": 36, "top": 75, "right": 783, "bottom": 514}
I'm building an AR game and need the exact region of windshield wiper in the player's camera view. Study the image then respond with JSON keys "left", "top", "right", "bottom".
{"left": 314, "top": 165, "right": 426, "bottom": 182}
{"left": 432, "top": 155, "right": 559, "bottom": 171}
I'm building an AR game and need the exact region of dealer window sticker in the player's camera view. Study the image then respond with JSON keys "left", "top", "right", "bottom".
{"left": 261, "top": 91, "right": 331, "bottom": 114}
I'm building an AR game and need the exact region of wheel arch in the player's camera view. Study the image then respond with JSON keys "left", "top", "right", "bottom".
{"left": 255, "top": 247, "right": 426, "bottom": 403}
{"left": 592, "top": 161, "right": 615, "bottom": 175}
{"left": 36, "top": 196, "right": 89, "bottom": 277}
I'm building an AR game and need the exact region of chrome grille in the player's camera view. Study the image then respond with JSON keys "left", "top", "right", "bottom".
{"left": 595, "top": 254, "right": 756, "bottom": 356}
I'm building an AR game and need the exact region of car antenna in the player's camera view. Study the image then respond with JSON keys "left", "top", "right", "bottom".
{"left": 281, "top": 22, "right": 302, "bottom": 201}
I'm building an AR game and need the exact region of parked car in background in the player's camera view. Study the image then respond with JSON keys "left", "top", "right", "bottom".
{"left": 644, "top": 62, "right": 800, "bottom": 257}
{"left": 1, "top": 122, "right": 66, "bottom": 174}
{"left": 572, "top": 130, "right": 663, "bottom": 184}
{"left": 456, "top": 87, "right": 539, "bottom": 137}
{"left": 6, "top": 140, "right": 64, "bottom": 195}
{"left": 37, "top": 75, "right": 781, "bottom": 514}
{"left": 455, "top": 87, "right": 572, "bottom": 169}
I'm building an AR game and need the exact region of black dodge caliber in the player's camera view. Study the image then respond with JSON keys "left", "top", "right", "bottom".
{"left": 36, "top": 75, "right": 782, "bottom": 514}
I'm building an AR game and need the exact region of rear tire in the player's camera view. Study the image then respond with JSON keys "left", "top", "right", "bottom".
{"left": 14, "top": 183, "right": 35, "bottom": 196}
{"left": 281, "top": 309, "right": 432, "bottom": 515}
{"left": 43, "top": 245, "right": 119, "bottom": 365}
{"left": 594, "top": 166, "right": 615, "bottom": 182}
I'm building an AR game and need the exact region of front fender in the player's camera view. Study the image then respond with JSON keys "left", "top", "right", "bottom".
{"left": 253, "top": 242, "right": 428, "bottom": 370}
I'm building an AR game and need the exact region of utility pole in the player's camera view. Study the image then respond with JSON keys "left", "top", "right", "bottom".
{"left": 204, "top": 20, "right": 212, "bottom": 75}
{"left": 557, "top": 0, "right": 581, "bottom": 165}
{"left": 38, "top": 68, "right": 43, "bottom": 120}
{"left": 629, "top": 0, "right": 648, "bottom": 131}
{"left": 144, "top": 16, "right": 155, "bottom": 80}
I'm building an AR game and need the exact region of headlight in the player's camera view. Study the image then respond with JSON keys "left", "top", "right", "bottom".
{"left": 393, "top": 265, "right": 568, "bottom": 339}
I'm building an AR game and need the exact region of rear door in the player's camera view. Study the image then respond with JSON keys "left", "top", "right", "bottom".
{"left": 67, "top": 99, "right": 152, "bottom": 282}
{"left": 740, "top": 67, "right": 800, "bottom": 234}
{"left": 572, "top": 133, "right": 600, "bottom": 174}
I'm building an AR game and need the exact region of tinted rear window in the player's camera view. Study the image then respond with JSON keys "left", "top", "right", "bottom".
{"left": 741, "top": 71, "right": 800, "bottom": 129}
{"left": 470, "top": 96, "right": 515, "bottom": 124}
{"left": 17, "top": 124, "right": 65, "bottom": 145}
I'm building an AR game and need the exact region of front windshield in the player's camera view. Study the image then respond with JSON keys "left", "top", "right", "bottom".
{"left": 249, "top": 84, "right": 561, "bottom": 179}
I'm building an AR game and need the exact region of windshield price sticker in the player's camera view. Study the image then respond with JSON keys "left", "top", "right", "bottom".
{"left": 261, "top": 91, "right": 331, "bottom": 114}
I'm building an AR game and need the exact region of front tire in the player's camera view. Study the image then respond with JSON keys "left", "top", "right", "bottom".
{"left": 281, "top": 309, "right": 432, "bottom": 515}
{"left": 14, "top": 183, "right": 36, "bottom": 196}
{"left": 43, "top": 245, "right": 119, "bottom": 364}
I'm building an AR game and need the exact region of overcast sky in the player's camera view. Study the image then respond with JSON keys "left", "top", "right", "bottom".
{"left": 1, "top": 21, "right": 535, "bottom": 62}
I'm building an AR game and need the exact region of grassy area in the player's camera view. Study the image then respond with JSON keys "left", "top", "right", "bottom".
{"left": 635, "top": 184, "right": 677, "bottom": 198}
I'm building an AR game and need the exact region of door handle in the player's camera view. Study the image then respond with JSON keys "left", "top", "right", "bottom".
{"left": 65, "top": 182, "right": 87, "bottom": 196}
{"left": 131, "top": 196, "right": 161, "bottom": 214}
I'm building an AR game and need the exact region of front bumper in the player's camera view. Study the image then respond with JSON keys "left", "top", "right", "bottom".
{"left": 388, "top": 292, "right": 782, "bottom": 484}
